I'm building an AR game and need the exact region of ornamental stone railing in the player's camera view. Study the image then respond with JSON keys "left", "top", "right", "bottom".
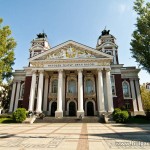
{"left": 84, "top": 92, "right": 96, "bottom": 98}
{"left": 49, "top": 93, "right": 57, "bottom": 98}
{"left": 66, "top": 92, "right": 78, "bottom": 99}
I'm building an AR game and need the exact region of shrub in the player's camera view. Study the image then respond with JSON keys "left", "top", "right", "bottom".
{"left": 145, "top": 110, "right": 150, "bottom": 120}
{"left": 12, "top": 108, "right": 27, "bottom": 123}
{"left": 112, "top": 108, "right": 121, "bottom": 120}
{"left": 115, "top": 111, "right": 129, "bottom": 123}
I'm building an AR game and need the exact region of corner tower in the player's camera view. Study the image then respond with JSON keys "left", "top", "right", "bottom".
{"left": 96, "top": 29, "right": 119, "bottom": 64}
{"left": 29, "top": 32, "right": 51, "bottom": 58}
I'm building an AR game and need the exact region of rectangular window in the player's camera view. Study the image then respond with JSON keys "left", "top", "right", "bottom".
{"left": 111, "top": 75, "right": 116, "bottom": 96}
{"left": 125, "top": 103, "right": 130, "bottom": 109}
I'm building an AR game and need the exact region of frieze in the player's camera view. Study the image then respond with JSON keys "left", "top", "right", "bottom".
{"left": 46, "top": 46, "right": 96, "bottom": 59}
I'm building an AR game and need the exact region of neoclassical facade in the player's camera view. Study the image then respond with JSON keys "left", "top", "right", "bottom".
{"left": 9, "top": 30, "right": 144, "bottom": 117}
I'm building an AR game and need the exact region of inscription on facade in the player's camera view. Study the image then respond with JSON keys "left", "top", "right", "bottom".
{"left": 45, "top": 63, "right": 95, "bottom": 68}
{"left": 44, "top": 62, "right": 110, "bottom": 68}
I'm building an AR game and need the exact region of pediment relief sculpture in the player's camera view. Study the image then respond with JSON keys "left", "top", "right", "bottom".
{"left": 46, "top": 46, "right": 96, "bottom": 60}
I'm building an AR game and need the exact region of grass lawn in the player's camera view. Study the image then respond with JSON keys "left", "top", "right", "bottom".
{"left": 0, "top": 118, "right": 16, "bottom": 123}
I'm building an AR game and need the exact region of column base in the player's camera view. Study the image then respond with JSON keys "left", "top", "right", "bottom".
{"left": 77, "top": 111, "right": 84, "bottom": 118}
{"left": 98, "top": 111, "right": 106, "bottom": 116}
{"left": 132, "top": 111, "right": 145, "bottom": 116}
{"left": 55, "top": 111, "right": 63, "bottom": 118}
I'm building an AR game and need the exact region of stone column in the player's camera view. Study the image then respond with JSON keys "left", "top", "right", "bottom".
{"left": 43, "top": 74, "right": 49, "bottom": 112}
{"left": 36, "top": 70, "right": 44, "bottom": 113}
{"left": 135, "top": 79, "right": 144, "bottom": 112}
{"left": 77, "top": 69, "right": 84, "bottom": 118}
{"left": 105, "top": 68, "right": 114, "bottom": 112}
{"left": 62, "top": 74, "right": 66, "bottom": 115}
{"left": 14, "top": 81, "right": 21, "bottom": 111}
{"left": 9, "top": 82, "right": 17, "bottom": 112}
{"left": 55, "top": 70, "right": 63, "bottom": 118}
{"left": 97, "top": 69, "right": 105, "bottom": 115}
{"left": 130, "top": 79, "right": 138, "bottom": 112}
{"left": 28, "top": 70, "right": 36, "bottom": 111}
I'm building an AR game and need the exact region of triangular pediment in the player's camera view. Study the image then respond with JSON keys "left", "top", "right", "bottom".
{"left": 30, "top": 40, "right": 113, "bottom": 62}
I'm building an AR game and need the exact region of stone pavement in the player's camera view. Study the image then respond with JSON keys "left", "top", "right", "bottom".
{"left": 0, "top": 123, "right": 150, "bottom": 150}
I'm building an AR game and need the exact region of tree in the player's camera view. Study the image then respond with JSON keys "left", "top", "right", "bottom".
{"left": 141, "top": 85, "right": 150, "bottom": 111}
{"left": 0, "top": 18, "right": 16, "bottom": 85}
{"left": 130, "top": 0, "right": 150, "bottom": 73}
{"left": 0, "top": 80, "right": 12, "bottom": 111}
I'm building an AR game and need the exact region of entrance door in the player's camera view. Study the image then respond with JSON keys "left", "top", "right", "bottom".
{"left": 51, "top": 102, "right": 57, "bottom": 116}
{"left": 87, "top": 102, "right": 94, "bottom": 116}
{"left": 69, "top": 102, "right": 76, "bottom": 116}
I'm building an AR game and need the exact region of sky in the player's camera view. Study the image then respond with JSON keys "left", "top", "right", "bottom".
{"left": 0, "top": 0, "right": 149, "bottom": 84}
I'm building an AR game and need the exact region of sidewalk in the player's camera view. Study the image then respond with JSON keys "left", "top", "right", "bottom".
{"left": 0, "top": 123, "right": 150, "bottom": 150}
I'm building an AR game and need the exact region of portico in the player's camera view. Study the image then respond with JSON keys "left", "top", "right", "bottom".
{"left": 27, "top": 65, "right": 113, "bottom": 118}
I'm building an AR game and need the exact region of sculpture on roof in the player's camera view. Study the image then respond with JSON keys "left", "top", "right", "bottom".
{"left": 37, "top": 32, "right": 47, "bottom": 38}
{"left": 101, "top": 29, "right": 110, "bottom": 36}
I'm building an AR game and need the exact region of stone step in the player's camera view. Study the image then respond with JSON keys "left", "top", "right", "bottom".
{"left": 34, "top": 116, "right": 104, "bottom": 123}
{"left": 23, "top": 116, "right": 37, "bottom": 124}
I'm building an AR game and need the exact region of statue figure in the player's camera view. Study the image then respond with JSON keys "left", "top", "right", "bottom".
{"left": 37, "top": 32, "right": 47, "bottom": 38}
{"left": 102, "top": 29, "right": 110, "bottom": 36}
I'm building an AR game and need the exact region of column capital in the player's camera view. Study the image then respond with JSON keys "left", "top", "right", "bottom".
{"left": 16, "top": 80, "right": 21, "bottom": 83}
{"left": 31, "top": 70, "right": 37, "bottom": 74}
{"left": 105, "top": 68, "right": 111, "bottom": 72}
{"left": 44, "top": 72, "right": 49, "bottom": 78}
{"left": 13, "top": 80, "right": 17, "bottom": 84}
{"left": 97, "top": 68, "right": 103, "bottom": 72}
{"left": 129, "top": 78, "right": 134, "bottom": 81}
{"left": 38, "top": 69, "right": 44, "bottom": 74}
{"left": 58, "top": 69, "right": 63, "bottom": 73}
{"left": 135, "top": 78, "right": 140, "bottom": 81}
{"left": 77, "top": 69, "right": 83, "bottom": 72}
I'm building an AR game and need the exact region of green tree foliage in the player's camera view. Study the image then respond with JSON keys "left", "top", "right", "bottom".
{"left": 130, "top": 0, "right": 150, "bottom": 73}
{"left": 0, "top": 80, "right": 12, "bottom": 111}
{"left": 0, "top": 18, "right": 16, "bottom": 84}
{"left": 12, "top": 108, "right": 27, "bottom": 123}
{"left": 141, "top": 85, "right": 150, "bottom": 110}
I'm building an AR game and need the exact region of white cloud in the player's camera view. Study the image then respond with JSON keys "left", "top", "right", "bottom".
{"left": 118, "top": 4, "right": 130, "bottom": 14}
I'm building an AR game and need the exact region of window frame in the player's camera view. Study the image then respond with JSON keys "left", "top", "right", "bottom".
{"left": 122, "top": 80, "right": 131, "bottom": 99}
{"left": 111, "top": 75, "right": 116, "bottom": 96}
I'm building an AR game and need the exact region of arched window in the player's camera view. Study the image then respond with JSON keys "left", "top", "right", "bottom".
{"left": 20, "top": 83, "right": 25, "bottom": 99}
{"left": 122, "top": 81, "right": 130, "bottom": 98}
{"left": 68, "top": 79, "right": 76, "bottom": 93}
{"left": 52, "top": 80, "right": 58, "bottom": 93}
{"left": 85, "top": 79, "right": 93, "bottom": 94}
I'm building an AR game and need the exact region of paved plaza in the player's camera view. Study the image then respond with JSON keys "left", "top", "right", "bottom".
{"left": 0, "top": 123, "right": 150, "bottom": 150}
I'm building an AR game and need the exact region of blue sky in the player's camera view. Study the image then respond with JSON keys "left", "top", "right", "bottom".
{"left": 0, "top": 0, "right": 149, "bottom": 84}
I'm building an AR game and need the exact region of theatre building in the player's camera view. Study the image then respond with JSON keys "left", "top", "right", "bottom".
{"left": 9, "top": 30, "right": 144, "bottom": 117}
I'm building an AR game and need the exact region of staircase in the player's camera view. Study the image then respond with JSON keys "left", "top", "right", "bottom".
{"left": 34, "top": 116, "right": 104, "bottom": 123}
